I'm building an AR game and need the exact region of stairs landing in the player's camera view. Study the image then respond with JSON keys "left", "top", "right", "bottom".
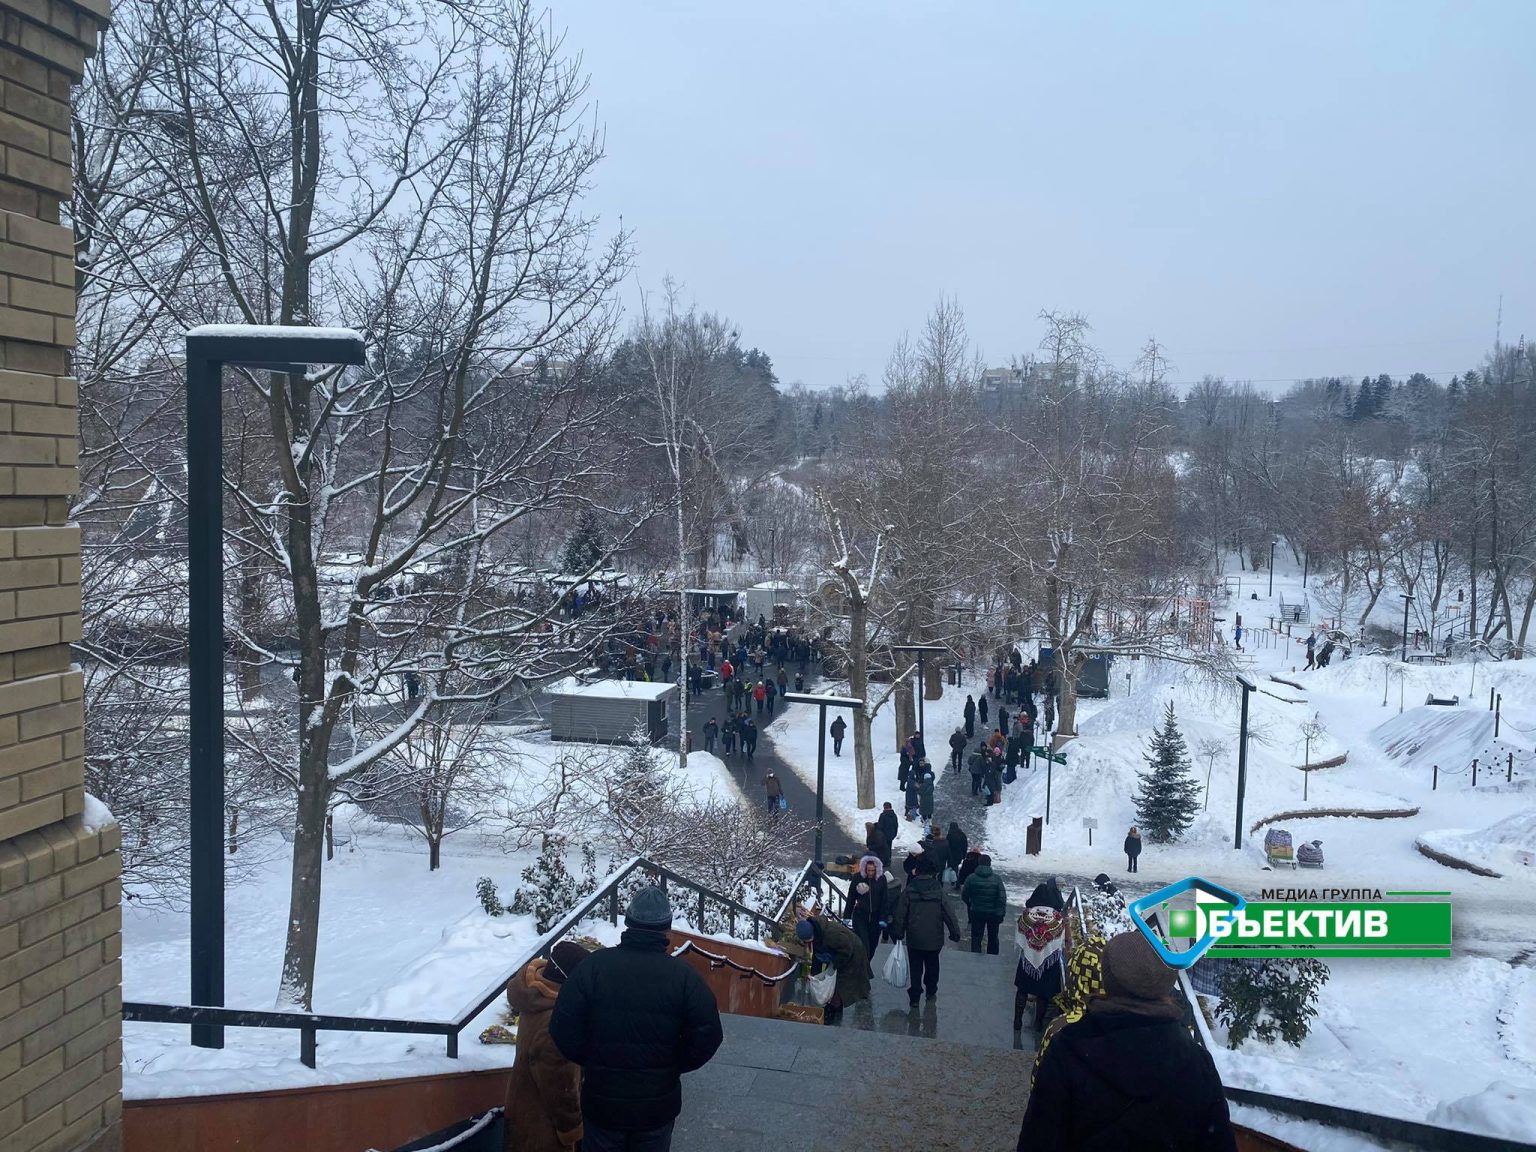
{"left": 675, "top": 940, "right": 1034, "bottom": 1151}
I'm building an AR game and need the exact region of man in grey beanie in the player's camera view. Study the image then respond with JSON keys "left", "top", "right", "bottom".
{"left": 549, "top": 886, "right": 723, "bottom": 1151}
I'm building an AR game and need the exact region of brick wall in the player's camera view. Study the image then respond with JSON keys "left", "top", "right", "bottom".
{"left": 0, "top": 1, "right": 118, "bottom": 1151}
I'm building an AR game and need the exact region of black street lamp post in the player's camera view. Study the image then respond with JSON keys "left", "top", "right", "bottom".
{"left": 1268, "top": 539, "right": 1277, "bottom": 598}
{"left": 1400, "top": 589, "right": 1416, "bottom": 663}
{"left": 891, "top": 643, "right": 947, "bottom": 738}
{"left": 780, "top": 691, "right": 863, "bottom": 868}
{"left": 1234, "top": 674, "right": 1256, "bottom": 850}
{"left": 185, "top": 325, "right": 366, "bottom": 1049}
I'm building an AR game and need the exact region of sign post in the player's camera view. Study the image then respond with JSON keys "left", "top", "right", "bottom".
{"left": 1083, "top": 816, "right": 1098, "bottom": 846}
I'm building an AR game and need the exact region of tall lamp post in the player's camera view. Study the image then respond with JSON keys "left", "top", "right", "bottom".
{"left": 780, "top": 691, "right": 863, "bottom": 868}
{"left": 185, "top": 325, "right": 367, "bottom": 1049}
{"left": 1400, "top": 588, "right": 1416, "bottom": 663}
{"left": 1267, "top": 538, "right": 1277, "bottom": 598}
{"left": 1234, "top": 674, "right": 1256, "bottom": 850}
{"left": 891, "top": 643, "right": 948, "bottom": 738}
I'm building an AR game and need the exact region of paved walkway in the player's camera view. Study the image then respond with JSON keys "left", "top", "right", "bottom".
{"left": 679, "top": 681, "right": 859, "bottom": 864}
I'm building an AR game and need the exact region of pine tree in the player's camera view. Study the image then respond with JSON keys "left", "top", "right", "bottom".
{"left": 561, "top": 507, "right": 605, "bottom": 575}
{"left": 1133, "top": 701, "right": 1201, "bottom": 843}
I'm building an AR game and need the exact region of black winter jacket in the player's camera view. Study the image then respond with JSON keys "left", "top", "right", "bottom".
{"left": 889, "top": 875, "right": 959, "bottom": 952}
{"left": 548, "top": 929, "right": 723, "bottom": 1131}
{"left": 946, "top": 824, "right": 968, "bottom": 867}
{"left": 844, "top": 872, "right": 888, "bottom": 929}
{"left": 918, "top": 836, "right": 950, "bottom": 876}
{"left": 877, "top": 809, "right": 899, "bottom": 845}
{"left": 1017, "top": 1004, "right": 1236, "bottom": 1152}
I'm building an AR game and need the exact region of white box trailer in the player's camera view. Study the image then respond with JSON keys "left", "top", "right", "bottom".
{"left": 742, "top": 580, "right": 797, "bottom": 624}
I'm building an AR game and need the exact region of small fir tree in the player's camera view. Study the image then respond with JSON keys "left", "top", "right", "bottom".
{"left": 561, "top": 507, "right": 605, "bottom": 575}
{"left": 1133, "top": 701, "right": 1201, "bottom": 843}
{"left": 508, "top": 841, "right": 602, "bottom": 933}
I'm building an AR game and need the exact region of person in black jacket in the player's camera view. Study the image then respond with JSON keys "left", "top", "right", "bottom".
{"left": 1017, "top": 931, "right": 1237, "bottom": 1152}
{"left": 1125, "top": 825, "right": 1142, "bottom": 873}
{"left": 829, "top": 714, "right": 847, "bottom": 756}
{"left": 877, "top": 802, "right": 898, "bottom": 849}
{"left": 842, "top": 855, "right": 888, "bottom": 965}
{"left": 888, "top": 858, "right": 960, "bottom": 1006}
{"left": 963, "top": 694, "right": 977, "bottom": 738}
{"left": 978, "top": 693, "right": 989, "bottom": 729}
{"left": 865, "top": 820, "right": 892, "bottom": 871}
{"left": 549, "top": 887, "right": 722, "bottom": 1152}
{"left": 955, "top": 846, "right": 982, "bottom": 890}
{"left": 948, "top": 726, "right": 967, "bottom": 774}
{"left": 918, "top": 824, "right": 950, "bottom": 878}
{"left": 945, "top": 821, "right": 968, "bottom": 888}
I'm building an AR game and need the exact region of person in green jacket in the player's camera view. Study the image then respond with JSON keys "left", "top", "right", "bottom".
{"left": 795, "top": 913, "right": 870, "bottom": 1025}
{"left": 961, "top": 854, "right": 1008, "bottom": 955}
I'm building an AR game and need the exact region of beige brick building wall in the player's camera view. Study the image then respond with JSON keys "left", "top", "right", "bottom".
{"left": 0, "top": 1, "right": 120, "bottom": 1150}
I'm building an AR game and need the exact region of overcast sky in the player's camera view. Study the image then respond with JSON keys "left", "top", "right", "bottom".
{"left": 556, "top": 1, "right": 1535, "bottom": 392}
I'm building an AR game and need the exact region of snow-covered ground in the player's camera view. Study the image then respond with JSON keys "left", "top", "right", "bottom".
{"left": 760, "top": 675, "right": 979, "bottom": 855}
{"left": 122, "top": 729, "right": 747, "bottom": 1098}
{"left": 761, "top": 551, "right": 1536, "bottom": 1141}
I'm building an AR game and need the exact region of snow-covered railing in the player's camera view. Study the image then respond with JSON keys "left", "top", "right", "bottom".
{"left": 773, "top": 857, "right": 853, "bottom": 924}
{"left": 123, "top": 855, "right": 784, "bottom": 1070}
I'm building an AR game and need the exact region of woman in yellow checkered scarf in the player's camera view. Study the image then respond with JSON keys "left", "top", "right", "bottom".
{"left": 1029, "top": 931, "right": 1107, "bottom": 1089}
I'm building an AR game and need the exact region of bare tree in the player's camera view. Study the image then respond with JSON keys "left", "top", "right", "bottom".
{"left": 364, "top": 703, "right": 504, "bottom": 871}
{"left": 86, "top": 0, "right": 636, "bottom": 1008}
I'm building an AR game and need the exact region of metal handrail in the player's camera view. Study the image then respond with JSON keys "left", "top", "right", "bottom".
{"left": 124, "top": 855, "right": 784, "bottom": 1069}
{"left": 773, "top": 857, "right": 854, "bottom": 924}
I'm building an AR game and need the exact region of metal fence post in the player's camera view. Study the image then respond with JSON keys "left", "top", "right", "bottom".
{"left": 1472, "top": 758, "right": 1478, "bottom": 787}
{"left": 300, "top": 1026, "right": 316, "bottom": 1069}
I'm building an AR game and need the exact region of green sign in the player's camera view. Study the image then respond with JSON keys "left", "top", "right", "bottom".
{"left": 1031, "top": 745, "right": 1067, "bottom": 764}
{"left": 1165, "top": 899, "right": 1452, "bottom": 959}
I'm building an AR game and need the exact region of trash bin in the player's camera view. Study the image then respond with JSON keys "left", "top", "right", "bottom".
{"left": 1026, "top": 816, "right": 1043, "bottom": 856}
{"left": 947, "top": 665, "right": 958, "bottom": 686}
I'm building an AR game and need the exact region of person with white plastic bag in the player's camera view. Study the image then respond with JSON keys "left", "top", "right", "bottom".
{"left": 794, "top": 913, "right": 870, "bottom": 1024}
{"left": 888, "top": 857, "right": 961, "bottom": 1007}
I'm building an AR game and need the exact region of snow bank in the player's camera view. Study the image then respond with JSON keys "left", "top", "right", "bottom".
{"left": 1429, "top": 1081, "right": 1536, "bottom": 1142}
{"left": 1419, "top": 807, "right": 1536, "bottom": 876}
{"left": 1215, "top": 956, "right": 1536, "bottom": 1138}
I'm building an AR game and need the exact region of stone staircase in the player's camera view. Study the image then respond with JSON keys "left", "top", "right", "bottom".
{"left": 674, "top": 940, "right": 1035, "bottom": 1151}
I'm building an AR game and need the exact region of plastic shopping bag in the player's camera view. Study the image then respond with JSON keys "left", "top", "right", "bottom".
{"left": 883, "top": 940, "right": 910, "bottom": 988}
{"left": 805, "top": 967, "right": 837, "bottom": 1006}
{"left": 778, "top": 795, "right": 788, "bottom": 811}
{"left": 942, "top": 867, "right": 957, "bottom": 885}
